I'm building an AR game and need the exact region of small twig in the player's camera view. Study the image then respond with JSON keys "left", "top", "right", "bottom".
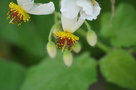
{"left": 110, "top": 0, "right": 116, "bottom": 25}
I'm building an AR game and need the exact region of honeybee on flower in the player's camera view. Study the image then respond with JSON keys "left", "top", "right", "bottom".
{"left": 7, "top": 0, "right": 55, "bottom": 25}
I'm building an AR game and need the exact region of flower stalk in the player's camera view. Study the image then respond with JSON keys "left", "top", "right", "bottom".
{"left": 48, "top": 21, "right": 61, "bottom": 42}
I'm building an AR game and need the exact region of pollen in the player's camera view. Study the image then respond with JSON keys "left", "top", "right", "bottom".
{"left": 7, "top": 2, "right": 30, "bottom": 25}
{"left": 55, "top": 31, "right": 79, "bottom": 50}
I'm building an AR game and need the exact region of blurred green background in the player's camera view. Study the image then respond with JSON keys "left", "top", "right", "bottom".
{"left": 0, "top": 0, "right": 136, "bottom": 90}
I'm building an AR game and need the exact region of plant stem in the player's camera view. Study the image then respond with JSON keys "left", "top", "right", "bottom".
{"left": 97, "top": 41, "right": 111, "bottom": 53}
{"left": 54, "top": 11, "right": 61, "bottom": 23}
{"left": 48, "top": 12, "right": 61, "bottom": 42}
{"left": 85, "top": 21, "right": 92, "bottom": 31}
{"left": 48, "top": 21, "right": 60, "bottom": 41}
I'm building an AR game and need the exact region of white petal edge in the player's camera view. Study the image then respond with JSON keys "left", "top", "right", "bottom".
{"left": 71, "top": 16, "right": 85, "bottom": 31}
{"left": 76, "top": 0, "right": 93, "bottom": 16}
{"left": 60, "top": 0, "right": 80, "bottom": 19}
{"left": 17, "top": 0, "right": 34, "bottom": 11}
{"left": 77, "top": 0, "right": 101, "bottom": 21}
{"left": 61, "top": 15, "right": 85, "bottom": 33}
{"left": 27, "top": 2, "right": 55, "bottom": 15}
{"left": 92, "top": 2, "right": 101, "bottom": 20}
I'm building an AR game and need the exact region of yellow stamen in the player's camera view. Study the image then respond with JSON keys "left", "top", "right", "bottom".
{"left": 55, "top": 31, "right": 79, "bottom": 50}
{"left": 7, "top": 2, "right": 30, "bottom": 24}
{"left": 55, "top": 31, "right": 79, "bottom": 41}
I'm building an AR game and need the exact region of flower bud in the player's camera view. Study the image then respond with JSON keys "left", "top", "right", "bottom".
{"left": 47, "top": 41, "right": 57, "bottom": 58}
{"left": 63, "top": 50, "right": 73, "bottom": 67}
{"left": 86, "top": 30, "right": 97, "bottom": 46}
{"left": 72, "top": 42, "right": 81, "bottom": 53}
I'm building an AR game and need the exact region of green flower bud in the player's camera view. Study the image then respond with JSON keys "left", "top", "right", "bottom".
{"left": 63, "top": 50, "right": 73, "bottom": 67}
{"left": 47, "top": 41, "right": 57, "bottom": 58}
{"left": 86, "top": 30, "right": 97, "bottom": 47}
{"left": 72, "top": 42, "right": 81, "bottom": 53}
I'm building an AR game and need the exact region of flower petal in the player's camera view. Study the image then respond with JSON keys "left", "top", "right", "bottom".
{"left": 80, "top": 11, "right": 95, "bottom": 20}
{"left": 76, "top": 0, "right": 101, "bottom": 21}
{"left": 27, "top": 2, "right": 55, "bottom": 15}
{"left": 84, "top": 1, "right": 101, "bottom": 20}
{"left": 17, "top": 0, "right": 34, "bottom": 11}
{"left": 61, "top": 0, "right": 80, "bottom": 19}
{"left": 76, "top": 0, "right": 93, "bottom": 16}
{"left": 92, "top": 2, "right": 101, "bottom": 19}
{"left": 61, "top": 15, "right": 85, "bottom": 33}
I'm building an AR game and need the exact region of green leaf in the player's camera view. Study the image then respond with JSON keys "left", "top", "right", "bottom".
{"left": 99, "top": 49, "right": 136, "bottom": 89}
{"left": 100, "top": 3, "right": 136, "bottom": 47}
{"left": 0, "top": 59, "right": 26, "bottom": 90}
{"left": 21, "top": 53, "right": 97, "bottom": 90}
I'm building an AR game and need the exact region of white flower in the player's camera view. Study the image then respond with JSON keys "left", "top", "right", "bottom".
{"left": 61, "top": 0, "right": 101, "bottom": 20}
{"left": 60, "top": 0, "right": 101, "bottom": 32}
{"left": 7, "top": 0, "right": 55, "bottom": 24}
{"left": 61, "top": 15, "right": 85, "bottom": 33}
{"left": 17, "top": 0, "right": 55, "bottom": 15}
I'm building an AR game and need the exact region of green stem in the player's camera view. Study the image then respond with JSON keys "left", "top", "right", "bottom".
{"left": 54, "top": 11, "right": 61, "bottom": 23}
{"left": 97, "top": 41, "right": 111, "bottom": 53}
{"left": 48, "top": 12, "right": 61, "bottom": 42}
{"left": 85, "top": 21, "right": 92, "bottom": 31}
{"left": 48, "top": 21, "right": 60, "bottom": 41}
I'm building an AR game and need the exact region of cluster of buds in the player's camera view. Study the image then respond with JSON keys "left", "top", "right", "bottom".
{"left": 46, "top": 23, "right": 82, "bottom": 67}
{"left": 46, "top": 0, "right": 101, "bottom": 67}
{"left": 46, "top": 21, "right": 98, "bottom": 67}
